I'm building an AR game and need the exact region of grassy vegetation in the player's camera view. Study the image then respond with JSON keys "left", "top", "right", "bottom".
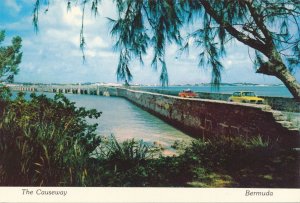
{"left": 85, "top": 135, "right": 298, "bottom": 187}
{"left": 0, "top": 92, "right": 298, "bottom": 187}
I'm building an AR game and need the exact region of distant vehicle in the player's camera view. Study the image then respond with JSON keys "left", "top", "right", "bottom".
{"left": 228, "top": 91, "right": 264, "bottom": 104}
{"left": 178, "top": 89, "right": 198, "bottom": 98}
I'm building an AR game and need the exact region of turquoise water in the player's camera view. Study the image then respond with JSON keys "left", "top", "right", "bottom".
{"left": 68, "top": 94, "right": 191, "bottom": 144}
{"left": 142, "top": 85, "right": 293, "bottom": 97}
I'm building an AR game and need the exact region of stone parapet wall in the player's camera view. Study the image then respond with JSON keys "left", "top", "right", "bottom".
{"left": 134, "top": 88, "right": 299, "bottom": 113}
{"left": 117, "top": 88, "right": 299, "bottom": 147}
{"left": 261, "top": 96, "right": 299, "bottom": 112}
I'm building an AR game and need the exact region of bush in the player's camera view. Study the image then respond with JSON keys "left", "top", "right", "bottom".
{"left": 88, "top": 136, "right": 212, "bottom": 187}
{"left": 87, "top": 136, "right": 162, "bottom": 186}
{"left": 0, "top": 93, "right": 101, "bottom": 186}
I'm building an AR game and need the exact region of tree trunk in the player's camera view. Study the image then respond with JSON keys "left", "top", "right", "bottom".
{"left": 199, "top": 0, "right": 300, "bottom": 101}
{"left": 257, "top": 61, "right": 300, "bottom": 101}
{"left": 276, "top": 70, "right": 300, "bottom": 102}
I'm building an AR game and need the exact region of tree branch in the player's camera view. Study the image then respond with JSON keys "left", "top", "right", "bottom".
{"left": 242, "top": 25, "right": 266, "bottom": 43}
{"left": 244, "top": 0, "right": 273, "bottom": 45}
{"left": 199, "top": 0, "right": 268, "bottom": 56}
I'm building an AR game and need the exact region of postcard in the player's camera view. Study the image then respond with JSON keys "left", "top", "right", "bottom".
{"left": 0, "top": 0, "right": 299, "bottom": 202}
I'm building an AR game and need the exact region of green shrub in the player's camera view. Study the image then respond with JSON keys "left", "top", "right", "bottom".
{"left": 87, "top": 136, "right": 161, "bottom": 186}
{"left": 0, "top": 93, "right": 101, "bottom": 186}
{"left": 88, "top": 136, "right": 207, "bottom": 187}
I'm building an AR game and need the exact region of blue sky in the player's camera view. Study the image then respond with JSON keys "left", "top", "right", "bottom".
{"left": 0, "top": 0, "right": 299, "bottom": 85}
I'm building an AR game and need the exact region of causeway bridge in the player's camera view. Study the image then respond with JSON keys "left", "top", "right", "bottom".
{"left": 9, "top": 84, "right": 300, "bottom": 147}
{"left": 10, "top": 84, "right": 114, "bottom": 96}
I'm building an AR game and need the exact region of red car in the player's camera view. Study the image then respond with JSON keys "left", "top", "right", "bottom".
{"left": 178, "top": 89, "right": 198, "bottom": 98}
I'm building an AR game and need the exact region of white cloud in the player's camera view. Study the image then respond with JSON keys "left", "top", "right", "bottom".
{"left": 88, "top": 36, "right": 109, "bottom": 49}
{"left": 85, "top": 50, "right": 96, "bottom": 57}
{"left": 97, "top": 51, "right": 117, "bottom": 58}
{"left": 62, "top": 6, "right": 83, "bottom": 26}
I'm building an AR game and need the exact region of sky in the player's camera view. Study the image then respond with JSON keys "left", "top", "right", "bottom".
{"left": 0, "top": 0, "right": 299, "bottom": 85}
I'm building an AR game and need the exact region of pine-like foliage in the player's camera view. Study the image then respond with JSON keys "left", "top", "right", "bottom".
{"left": 0, "top": 30, "right": 22, "bottom": 83}
{"left": 33, "top": 0, "right": 300, "bottom": 98}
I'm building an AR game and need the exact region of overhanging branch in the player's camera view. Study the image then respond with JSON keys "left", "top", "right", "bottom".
{"left": 199, "top": 0, "right": 268, "bottom": 56}
{"left": 245, "top": 0, "right": 273, "bottom": 45}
